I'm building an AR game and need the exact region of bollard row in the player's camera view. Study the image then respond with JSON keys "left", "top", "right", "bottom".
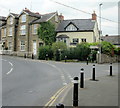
{"left": 56, "top": 63, "right": 113, "bottom": 107}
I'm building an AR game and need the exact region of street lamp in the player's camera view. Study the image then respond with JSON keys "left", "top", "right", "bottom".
{"left": 99, "top": 3, "right": 103, "bottom": 63}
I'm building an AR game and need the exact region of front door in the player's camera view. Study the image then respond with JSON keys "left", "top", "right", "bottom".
{"left": 33, "top": 41, "right": 37, "bottom": 55}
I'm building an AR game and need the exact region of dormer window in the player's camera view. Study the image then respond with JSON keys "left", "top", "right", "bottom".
{"left": 66, "top": 24, "right": 77, "bottom": 31}
{"left": 21, "top": 14, "right": 26, "bottom": 22}
{"left": 9, "top": 17, "right": 13, "bottom": 24}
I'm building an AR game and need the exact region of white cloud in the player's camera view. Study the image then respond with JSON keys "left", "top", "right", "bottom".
{"left": 0, "top": 0, "right": 118, "bottom": 35}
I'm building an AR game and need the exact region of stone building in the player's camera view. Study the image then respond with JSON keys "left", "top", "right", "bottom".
{"left": 0, "top": 8, "right": 62, "bottom": 57}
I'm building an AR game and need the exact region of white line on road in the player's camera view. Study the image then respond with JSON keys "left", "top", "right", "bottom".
{"left": 6, "top": 68, "right": 13, "bottom": 75}
{"left": 2, "top": 59, "right": 14, "bottom": 75}
{"left": 9, "top": 62, "right": 13, "bottom": 67}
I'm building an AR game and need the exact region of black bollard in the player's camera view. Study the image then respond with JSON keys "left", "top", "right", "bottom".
{"left": 56, "top": 103, "right": 64, "bottom": 108}
{"left": 73, "top": 77, "right": 79, "bottom": 107}
{"left": 86, "top": 57, "right": 88, "bottom": 65}
{"left": 46, "top": 54, "right": 48, "bottom": 60}
{"left": 24, "top": 53, "right": 26, "bottom": 58}
{"left": 92, "top": 64, "right": 95, "bottom": 80}
{"left": 32, "top": 54, "right": 34, "bottom": 59}
{"left": 80, "top": 68, "right": 84, "bottom": 88}
{"left": 110, "top": 63, "right": 112, "bottom": 76}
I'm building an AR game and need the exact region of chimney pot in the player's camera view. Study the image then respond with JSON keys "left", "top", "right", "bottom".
{"left": 92, "top": 11, "right": 97, "bottom": 20}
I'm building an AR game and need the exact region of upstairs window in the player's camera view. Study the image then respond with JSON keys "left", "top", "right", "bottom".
{"left": 20, "top": 25, "right": 26, "bottom": 35}
{"left": 9, "top": 17, "right": 13, "bottom": 24}
{"left": 66, "top": 24, "right": 77, "bottom": 31}
{"left": 81, "top": 38, "right": 86, "bottom": 42}
{"left": 9, "top": 27, "right": 12, "bottom": 36}
{"left": 33, "top": 24, "right": 37, "bottom": 34}
{"left": 21, "top": 14, "right": 26, "bottom": 22}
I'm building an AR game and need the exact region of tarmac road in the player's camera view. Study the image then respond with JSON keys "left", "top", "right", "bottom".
{"left": 1, "top": 55, "right": 119, "bottom": 106}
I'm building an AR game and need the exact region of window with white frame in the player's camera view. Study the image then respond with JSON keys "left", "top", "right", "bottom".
{"left": 20, "top": 25, "right": 26, "bottom": 35}
{"left": 66, "top": 24, "right": 77, "bottom": 31}
{"left": 21, "top": 14, "right": 26, "bottom": 22}
{"left": 58, "top": 38, "right": 67, "bottom": 43}
{"left": 81, "top": 38, "right": 86, "bottom": 42}
{"left": 33, "top": 24, "right": 37, "bottom": 34}
{"left": 9, "top": 17, "right": 13, "bottom": 24}
{"left": 8, "top": 42, "right": 12, "bottom": 50}
{"left": 9, "top": 27, "right": 12, "bottom": 36}
{"left": 4, "top": 28, "right": 6, "bottom": 37}
{"left": 20, "top": 41, "right": 25, "bottom": 51}
{"left": 73, "top": 38, "right": 79, "bottom": 43}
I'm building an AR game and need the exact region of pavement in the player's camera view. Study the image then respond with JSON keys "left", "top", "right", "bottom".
{"left": 55, "top": 74, "right": 119, "bottom": 107}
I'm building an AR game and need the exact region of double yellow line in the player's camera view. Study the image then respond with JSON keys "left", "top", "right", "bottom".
{"left": 44, "top": 83, "right": 72, "bottom": 108}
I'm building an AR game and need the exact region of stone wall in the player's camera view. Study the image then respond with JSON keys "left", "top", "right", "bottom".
{"left": 97, "top": 53, "right": 119, "bottom": 63}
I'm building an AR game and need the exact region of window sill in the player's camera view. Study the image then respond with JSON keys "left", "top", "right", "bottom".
{"left": 32, "top": 33, "right": 37, "bottom": 35}
{"left": 2, "top": 36, "right": 6, "bottom": 38}
{"left": 20, "top": 34, "right": 26, "bottom": 36}
{"left": 20, "top": 50, "right": 25, "bottom": 52}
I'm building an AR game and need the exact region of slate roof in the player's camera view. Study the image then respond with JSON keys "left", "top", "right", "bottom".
{"left": 23, "top": 10, "right": 41, "bottom": 18}
{"left": 31, "top": 12, "right": 56, "bottom": 24}
{"left": 56, "top": 19, "right": 95, "bottom": 32}
{"left": 101, "top": 35, "right": 120, "bottom": 45}
{"left": 56, "top": 34, "right": 69, "bottom": 38}
{"left": 10, "top": 13, "right": 19, "bottom": 18}
{"left": 0, "top": 16, "right": 6, "bottom": 21}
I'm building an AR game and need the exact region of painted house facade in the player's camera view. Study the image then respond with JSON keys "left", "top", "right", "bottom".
{"left": 56, "top": 12, "right": 99, "bottom": 47}
{"left": 1, "top": 8, "right": 62, "bottom": 57}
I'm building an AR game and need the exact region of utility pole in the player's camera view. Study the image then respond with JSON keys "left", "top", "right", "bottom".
{"left": 99, "top": 3, "right": 102, "bottom": 63}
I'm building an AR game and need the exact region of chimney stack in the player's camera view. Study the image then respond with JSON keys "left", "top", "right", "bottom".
{"left": 92, "top": 11, "right": 97, "bottom": 20}
{"left": 59, "top": 13, "right": 64, "bottom": 22}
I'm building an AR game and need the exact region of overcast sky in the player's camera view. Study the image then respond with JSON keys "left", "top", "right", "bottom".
{"left": 0, "top": 0, "right": 119, "bottom": 35}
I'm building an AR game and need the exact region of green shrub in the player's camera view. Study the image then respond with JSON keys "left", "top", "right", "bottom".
{"left": 114, "top": 47, "right": 120, "bottom": 55}
{"left": 52, "top": 42, "right": 67, "bottom": 61}
{"left": 38, "top": 46, "right": 53, "bottom": 60}
{"left": 101, "top": 41, "right": 115, "bottom": 56}
{"left": 76, "top": 43, "right": 91, "bottom": 61}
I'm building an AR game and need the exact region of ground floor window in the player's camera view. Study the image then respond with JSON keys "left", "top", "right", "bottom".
{"left": 57, "top": 38, "right": 67, "bottom": 43}
{"left": 20, "top": 41, "right": 25, "bottom": 51}
{"left": 8, "top": 42, "right": 12, "bottom": 50}
{"left": 81, "top": 38, "right": 86, "bottom": 42}
{"left": 73, "top": 38, "right": 79, "bottom": 43}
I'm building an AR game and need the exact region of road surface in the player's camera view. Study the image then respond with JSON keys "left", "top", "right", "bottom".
{"left": 1, "top": 55, "right": 118, "bottom": 106}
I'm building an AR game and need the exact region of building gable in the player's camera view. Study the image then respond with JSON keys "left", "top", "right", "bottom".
{"left": 64, "top": 22, "right": 78, "bottom": 31}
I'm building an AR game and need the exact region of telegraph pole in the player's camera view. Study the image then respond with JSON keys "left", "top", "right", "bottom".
{"left": 99, "top": 3, "right": 103, "bottom": 63}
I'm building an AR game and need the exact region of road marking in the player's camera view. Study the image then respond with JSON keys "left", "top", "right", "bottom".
{"left": 2, "top": 59, "right": 14, "bottom": 75}
{"left": 9, "top": 62, "right": 13, "bottom": 66}
{"left": 44, "top": 85, "right": 66, "bottom": 107}
{"left": 44, "top": 83, "right": 72, "bottom": 107}
{"left": 6, "top": 68, "right": 13, "bottom": 75}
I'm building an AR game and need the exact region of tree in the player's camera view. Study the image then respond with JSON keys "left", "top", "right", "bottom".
{"left": 38, "top": 21, "right": 56, "bottom": 45}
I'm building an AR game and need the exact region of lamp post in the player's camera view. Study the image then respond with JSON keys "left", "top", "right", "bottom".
{"left": 99, "top": 3, "right": 103, "bottom": 63}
